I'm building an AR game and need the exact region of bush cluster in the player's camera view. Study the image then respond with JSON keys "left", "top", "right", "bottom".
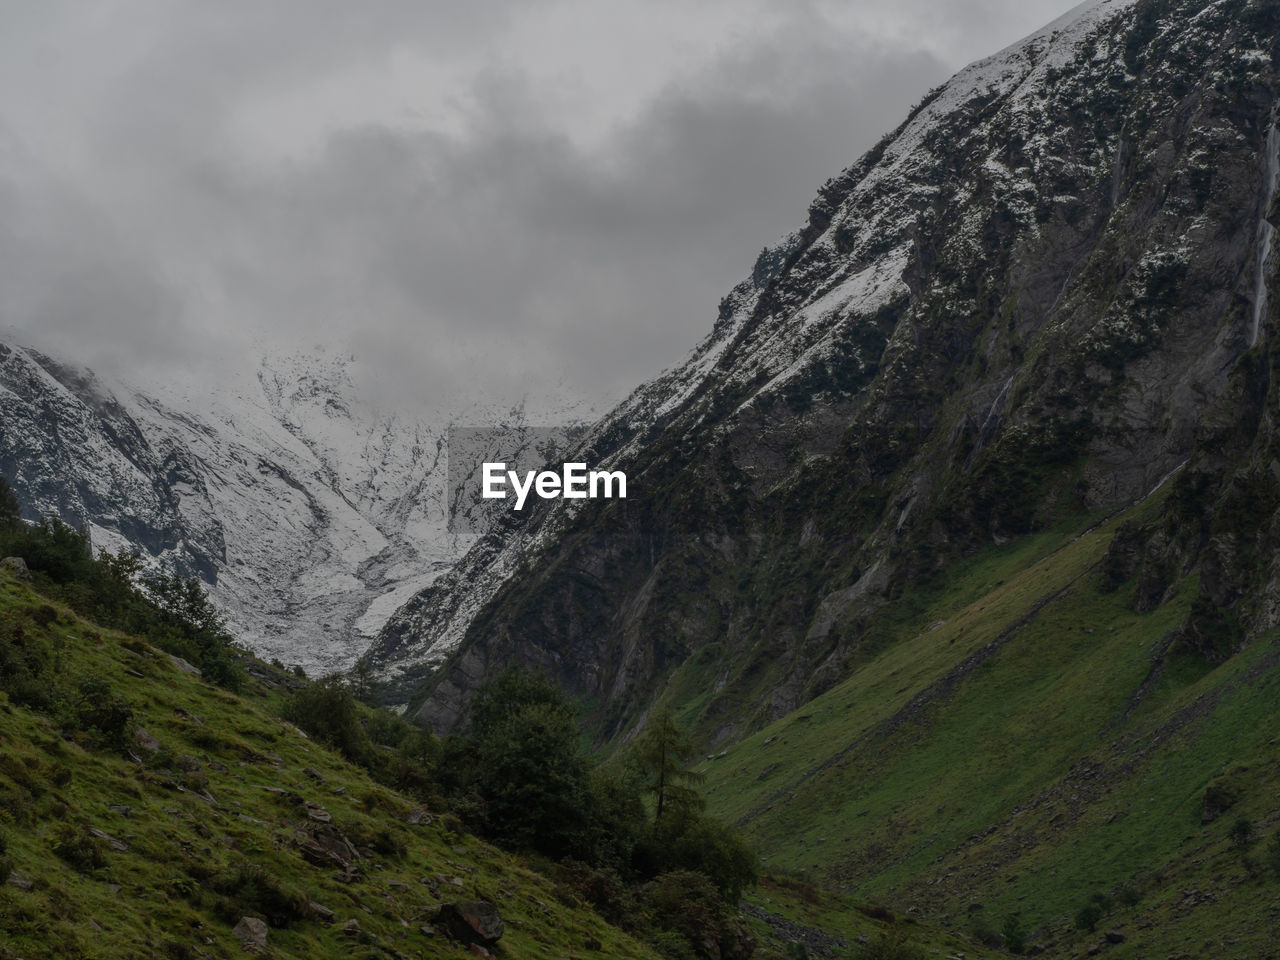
{"left": 278, "top": 667, "right": 760, "bottom": 958}
{"left": 435, "top": 671, "right": 758, "bottom": 957}
{"left": 280, "top": 675, "right": 440, "bottom": 800}
{"left": 0, "top": 478, "right": 244, "bottom": 692}
{"left": 209, "top": 859, "right": 311, "bottom": 928}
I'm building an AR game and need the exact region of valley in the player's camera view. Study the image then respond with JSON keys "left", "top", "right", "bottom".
{"left": 4, "top": 0, "right": 1280, "bottom": 956}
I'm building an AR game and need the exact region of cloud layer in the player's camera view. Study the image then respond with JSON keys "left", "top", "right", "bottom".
{"left": 0, "top": 0, "right": 1077, "bottom": 407}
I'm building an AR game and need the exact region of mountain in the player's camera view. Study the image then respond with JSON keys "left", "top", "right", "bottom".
{"left": 0, "top": 342, "right": 597, "bottom": 674}
{"left": 355, "top": 1, "right": 1280, "bottom": 951}
{"left": 6, "top": 0, "right": 1280, "bottom": 954}
{"left": 368, "top": 0, "right": 1280, "bottom": 749}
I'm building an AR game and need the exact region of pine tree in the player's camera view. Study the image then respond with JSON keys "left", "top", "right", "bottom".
{"left": 634, "top": 711, "right": 705, "bottom": 821}
{"left": 0, "top": 475, "right": 21, "bottom": 531}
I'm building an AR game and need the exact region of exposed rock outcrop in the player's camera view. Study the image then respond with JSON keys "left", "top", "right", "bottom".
{"left": 367, "top": 0, "right": 1280, "bottom": 746}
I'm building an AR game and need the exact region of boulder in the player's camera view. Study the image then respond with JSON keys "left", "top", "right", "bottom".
{"left": 309, "top": 901, "right": 335, "bottom": 923}
{"left": 1, "top": 557, "right": 31, "bottom": 581}
{"left": 432, "top": 901, "right": 504, "bottom": 947}
{"left": 299, "top": 830, "right": 359, "bottom": 872}
{"left": 6, "top": 871, "right": 34, "bottom": 891}
{"left": 134, "top": 728, "right": 162, "bottom": 753}
{"left": 305, "top": 802, "right": 332, "bottom": 823}
{"left": 168, "top": 653, "right": 203, "bottom": 677}
{"left": 232, "top": 916, "right": 268, "bottom": 952}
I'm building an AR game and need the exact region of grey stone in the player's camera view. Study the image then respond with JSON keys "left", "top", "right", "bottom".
{"left": 432, "top": 901, "right": 504, "bottom": 947}
{"left": 168, "top": 654, "right": 202, "bottom": 677}
{"left": 309, "top": 902, "right": 335, "bottom": 923}
{"left": 1, "top": 557, "right": 31, "bottom": 581}
{"left": 232, "top": 916, "right": 268, "bottom": 951}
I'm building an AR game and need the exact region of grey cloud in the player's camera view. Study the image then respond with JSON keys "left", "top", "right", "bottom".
{"left": 0, "top": 1, "right": 1077, "bottom": 407}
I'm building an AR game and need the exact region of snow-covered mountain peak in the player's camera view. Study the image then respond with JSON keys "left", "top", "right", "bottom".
{"left": 0, "top": 339, "right": 600, "bottom": 675}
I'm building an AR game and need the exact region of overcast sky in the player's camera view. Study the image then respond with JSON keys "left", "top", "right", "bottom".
{"left": 0, "top": 0, "right": 1077, "bottom": 409}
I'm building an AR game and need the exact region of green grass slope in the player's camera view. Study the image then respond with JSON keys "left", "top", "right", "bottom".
{"left": 701, "top": 491, "right": 1280, "bottom": 958}
{"left": 0, "top": 570, "right": 662, "bottom": 960}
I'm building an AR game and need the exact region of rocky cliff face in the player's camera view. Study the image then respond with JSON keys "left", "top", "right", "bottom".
{"left": 0, "top": 343, "right": 593, "bottom": 673}
{"left": 368, "top": 0, "right": 1280, "bottom": 742}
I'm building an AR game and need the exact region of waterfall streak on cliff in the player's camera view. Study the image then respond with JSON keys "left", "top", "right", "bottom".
{"left": 1250, "top": 120, "right": 1280, "bottom": 347}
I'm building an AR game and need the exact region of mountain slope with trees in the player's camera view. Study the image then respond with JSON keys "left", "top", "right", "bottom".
{"left": 1, "top": 487, "right": 991, "bottom": 959}
{"left": 371, "top": 0, "right": 1280, "bottom": 758}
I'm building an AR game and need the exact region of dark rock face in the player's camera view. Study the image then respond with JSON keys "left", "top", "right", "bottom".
{"left": 432, "top": 901, "right": 504, "bottom": 947}
{"left": 368, "top": 0, "right": 1280, "bottom": 743}
{"left": 0, "top": 343, "right": 223, "bottom": 581}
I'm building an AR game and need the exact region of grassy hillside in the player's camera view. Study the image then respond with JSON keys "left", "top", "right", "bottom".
{"left": 0, "top": 566, "right": 1003, "bottom": 960}
{"left": 701, "top": 488, "right": 1280, "bottom": 957}
{"left": 0, "top": 569, "right": 667, "bottom": 960}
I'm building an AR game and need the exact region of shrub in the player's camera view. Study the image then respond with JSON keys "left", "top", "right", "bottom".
{"left": 70, "top": 675, "right": 134, "bottom": 749}
{"left": 0, "top": 615, "right": 56, "bottom": 710}
{"left": 1266, "top": 832, "right": 1280, "bottom": 879}
{"left": 0, "top": 784, "right": 36, "bottom": 825}
{"left": 0, "top": 475, "right": 20, "bottom": 530}
{"left": 282, "top": 677, "right": 370, "bottom": 763}
{"left": 970, "top": 914, "right": 1001, "bottom": 948}
{"left": 450, "top": 671, "right": 598, "bottom": 860}
{"left": 1241, "top": 853, "right": 1264, "bottom": 881}
{"left": 584, "top": 766, "right": 649, "bottom": 871}
{"left": 1002, "top": 913, "right": 1027, "bottom": 953}
{"left": 50, "top": 822, "right": 107, "bottom": 873}
{"left": 210, "top": 860, "right": 310, "bottom": 927}
{"left": 167, "top": 875, "right": 200, "bottom": 901}
{"left": 553, "top": 860, "right": 638, "bottom": 929}
{"left": 649, "top": 812, "right": 759, "bottom": 901}
{"left": 6, "top": 517, "right": 94, "bottom": 585}
{"left": 1230, "top": 818, "right": 1255, "bottom": 850}
{"left": 31, "top": 605, "right": 59, "bottom": 628}
{"left": 0, "top": 500, "right": 246, "bottom": 693}
{"left": 644, "top": 871, "right": 742, "bottom": 960}
{"left": 196, "top": 646, "right": 245, "bottom": 692}
{"left": 1075, "top": 902, "right": 1104, "bottom": 933}
{"left": 342, "top": 819, "right": 407, "bottom": 860}
{"left": 649, "top": 930, "right": 699, "bottom": 960}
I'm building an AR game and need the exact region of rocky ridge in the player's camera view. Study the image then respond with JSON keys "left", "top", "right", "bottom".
{"left": 367, "top": 0, "right": 1280, "bottom": 743}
